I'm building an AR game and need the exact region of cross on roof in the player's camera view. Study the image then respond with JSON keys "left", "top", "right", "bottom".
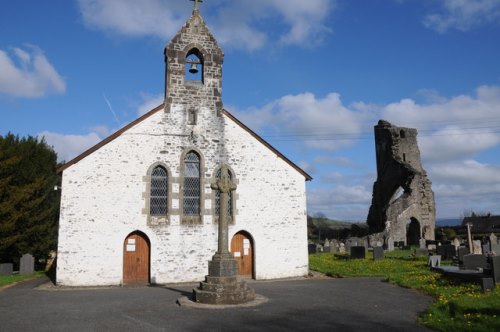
{"left": 190, "top": 0, "right": 203, "bottom": 11}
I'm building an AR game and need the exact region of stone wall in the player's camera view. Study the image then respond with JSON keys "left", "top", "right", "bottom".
{"left": 367, "top": 120, "right": 435, "bottom": 247}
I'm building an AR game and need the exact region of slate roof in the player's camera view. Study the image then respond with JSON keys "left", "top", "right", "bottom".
{"left": 461, "top": 215, "right": 500, "bottom": 233}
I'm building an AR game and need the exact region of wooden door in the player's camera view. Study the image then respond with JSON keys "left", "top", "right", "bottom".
{"left": 231, "top": 232, "right": 253, "bottom": 277}
{"left": 123, "top": 232, "right": 150, "bottom": 285}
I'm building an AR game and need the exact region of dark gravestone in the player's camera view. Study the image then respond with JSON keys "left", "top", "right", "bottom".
{"left": 0, "top": 263, "right": 13, "bottom": 275}
{"left": 323, "top": 246, "right": 332, "bottom": 253}
{"left": 373, "top": 246, "right": 384, "bottom": 260}
{"left": 350, "top": 246, "right": 366, "bottom": 259}
{"left": 491, "top": 256, "right": 500, "bottom": 284}
{"left": 308, "top": 243, "right": 317, "bottom": 254}
{"left": 457, "top": 247, "right": 469, "bottom": 264}
{"left": 20, "top": 253, "right": 35, "bottom": 275}
{"left": 482, "top": 244, "right": 490, "bottom": 256}
{"left": 462, "top": 254, "right": 489, "bottom": 270}
{"left": 443, "top": 245, "right": 456, "bottom": 260}
{"left": 481, "top": 278, "right": 495, "bottom": 292}
{"left": 415, "top": 248, "right": 429, "bottom": 256}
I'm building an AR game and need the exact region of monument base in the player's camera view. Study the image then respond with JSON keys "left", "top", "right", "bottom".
{"left": 193, "top": 275, "right": 256, "bottom": 305}
{"left": 193, "top": 258, "right": 255, "bottom": 305}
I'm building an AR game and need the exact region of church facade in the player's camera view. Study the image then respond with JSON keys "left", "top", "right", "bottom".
{"left": 56, "top": 7, "right": 311, "bottom": 286}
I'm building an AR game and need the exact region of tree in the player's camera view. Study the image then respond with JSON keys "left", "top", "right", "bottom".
{"left": 0, "top": 133, "right": 61, "bottom": 269}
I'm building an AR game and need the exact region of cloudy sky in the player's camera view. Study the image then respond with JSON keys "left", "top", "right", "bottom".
{"left": 1, "top": 0, "right": 500, "bottom": 221}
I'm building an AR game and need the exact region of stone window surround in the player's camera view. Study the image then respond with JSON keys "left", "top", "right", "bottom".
{"left": 211, "top": 164, "right": 239, "bottom": 224}
{"left": 142, "top": 162, "right": 173, "bottom": 226}
{"left": 179, "top": 147, "right": 207, "bottom": 224}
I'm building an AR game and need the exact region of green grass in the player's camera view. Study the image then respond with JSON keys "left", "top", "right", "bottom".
{"left": 310, "top": 250, "right": 500, "bottom": 332}
{"left": 0, "top": 271, "right": 44, "bottom": 288}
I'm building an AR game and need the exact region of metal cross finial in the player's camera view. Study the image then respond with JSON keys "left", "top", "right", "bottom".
{"left": 190, "top": 0, "right": 203, "bottom": 12}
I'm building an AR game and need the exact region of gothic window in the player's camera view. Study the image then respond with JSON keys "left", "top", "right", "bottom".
{"left": 215, "top": 167, "right": 234, "bottom": 221}
{"left": 183, "top": 151, "right": 201, "bottom": 216}
{"left": 150, "top": 166, "right": 168, "bottom": 216}
{"left": 185, "top": 49, "right": 203, "bottom": 85}
{"left": 188, "top": 109, "right": 197, "bottom": 125}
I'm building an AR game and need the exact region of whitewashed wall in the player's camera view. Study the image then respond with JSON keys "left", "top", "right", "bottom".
{"left": 57, "top": 107, "right": 308, "bottom": 286}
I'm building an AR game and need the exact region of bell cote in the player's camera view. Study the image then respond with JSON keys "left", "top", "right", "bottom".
{"left": 164, "top": 9, "right": 224, "bottom": 116}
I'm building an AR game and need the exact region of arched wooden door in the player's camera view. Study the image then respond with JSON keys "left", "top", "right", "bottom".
{"left": 123, "top": 231, "right": 150, "bottom": 285}
{"left": 231, "top": 232, "right": 254, "bottom": 277}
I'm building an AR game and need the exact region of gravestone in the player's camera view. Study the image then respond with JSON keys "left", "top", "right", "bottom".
{"left": 472, "top": 240, "right": 482, "bottom": 254}
{"left": 457, "top": 247, "right": 469, "bottom": 264}
{"left": 489, "top": 233, "right": 498, "bottom": 247}
{"left": 452, "top": 238, "right": 461, "bottom": 249}
{"left": 20, "top": 253, "right": 35, "bottom": 275}
{"left": 491, "top": 243, "right": 500, "bottom": 256}
{"left": 308, "top": 243, "right": 317, "bottom": 254}
{"left": 339, "top": 243, "right": 346, "bottom": 253}
{"left": 419, "top": 238, "right": 426, "bottom": 249}
{"left": 0, "top": 263, "right": 13, "bottom": 275}
{"left": 482, "top": 243, "right": 490, "bottom": 256}
{"left": 350, "top": 246, "right": 366, "bottom": 259}
{"left": 324, "top": 239, "right": 330, "bottom": 247}
{"left": 462, "top": 254, "right": 488, "bottom": 270}
{"left": 491, "top": 256, "right": 500, "bottom": 284}
{"left": 444, "top": 244, "right": 456, "bottom": 260}
{"left": 428, "top": 255, "right": 441, "bottom": 267}
{"left": 481, "top": 278, "right": 495, "bottom": 291}
{"left": 323, "top": 246, "right": 332, "bottom": 253}
{"left": 415, "top": 248, "right": 429, "bottom": 256}
{"left": 386, "top": 237, "right": 394, "bottom": 251}
{"left": 373, "top": 246, "right": 384, "bottom": 260}
{"left": 331, "top": 245, "right": 339, "bottom": 253}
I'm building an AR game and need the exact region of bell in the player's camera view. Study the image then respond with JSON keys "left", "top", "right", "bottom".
{"left": 189, "top": 63, "right": 199, "bottom": 74}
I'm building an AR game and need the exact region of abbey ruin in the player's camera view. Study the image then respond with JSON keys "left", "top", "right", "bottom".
{"left": 367, "top": 120, "right": 436, "bottom": 248}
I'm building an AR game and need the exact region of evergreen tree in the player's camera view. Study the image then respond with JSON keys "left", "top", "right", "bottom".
{"left": 0, "top": 133, "right": 60, "bottom": 269}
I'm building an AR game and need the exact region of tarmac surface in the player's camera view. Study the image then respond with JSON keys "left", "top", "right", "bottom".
{"left": 0, "top": 276, "right": 433, "bottom": 331}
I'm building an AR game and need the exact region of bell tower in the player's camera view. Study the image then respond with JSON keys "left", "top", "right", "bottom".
{"left": 164, "top": 1, "right": 224, "bottom": 117}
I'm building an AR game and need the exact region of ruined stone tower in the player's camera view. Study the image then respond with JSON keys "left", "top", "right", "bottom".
{"left": 367, "top": 120, "right": 436, "bottom": 247}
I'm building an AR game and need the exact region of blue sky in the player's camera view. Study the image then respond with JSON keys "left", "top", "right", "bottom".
{"left": 1, "top": 0, "right": 500, "bottom": 221}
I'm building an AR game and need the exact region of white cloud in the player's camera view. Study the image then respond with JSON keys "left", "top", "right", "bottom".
{"left": 233, "top": 92, "right": 366, "bottom": 151}
{"left": 380, "top": 85, "right": 500, "bottom": 162}
{"left": 77, "top": 0, "right": 335, "bottom": 51}
{"left": 307, "top": 185, "right": 372, "bottom": 221}
{"left": 423, "top": 0, "right": 500, "bottom": 33}
{"left": 38, "top": 131, "right": 102, "bottom": 162}
{"left": 0, "top": 46, "right": 66, "bottom": 98}
{"left": 137, "top": 93, "right": 164, "bottom": 116}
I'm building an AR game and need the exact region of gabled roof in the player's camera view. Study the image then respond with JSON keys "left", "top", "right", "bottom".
{"left": 57, "top": 105, "right": 312, "bottom": 181}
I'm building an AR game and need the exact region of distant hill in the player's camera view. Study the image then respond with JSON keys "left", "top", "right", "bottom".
{"left": 436, "top": 218, "right": 461, "bottom": 227}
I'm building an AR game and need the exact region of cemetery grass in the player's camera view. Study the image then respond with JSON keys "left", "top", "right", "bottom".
{"left": 0, "top": 271, "right": 44, "bottom": 288}
{"left": 310, "top": 250, "right": 500, "bottom": 332}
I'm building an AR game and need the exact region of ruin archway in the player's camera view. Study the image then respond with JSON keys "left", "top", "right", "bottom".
{"left": 406, "top": 218, "right": 421, "bottom": 246}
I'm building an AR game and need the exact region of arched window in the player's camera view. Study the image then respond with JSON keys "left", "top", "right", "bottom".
{"left": 215, "top": 167, "right": 234, "bottom": 221}
{"left": 183, "top": 151, "right": 200, "bottom": 216}
{"left": 150, "top": 166, "right": 168, "bottom": 216}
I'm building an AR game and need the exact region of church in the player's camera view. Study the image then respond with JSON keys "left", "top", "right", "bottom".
{"left": 56, "top": 3, "right": 311, "bottom": 286}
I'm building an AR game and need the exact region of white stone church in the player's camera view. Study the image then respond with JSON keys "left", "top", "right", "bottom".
{"left": 56, "top": 6, "right": 311, "bottom": 286}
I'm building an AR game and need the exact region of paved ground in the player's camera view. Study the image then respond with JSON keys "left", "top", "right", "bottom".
{"left": 0, "top": 276, "right": 433, "bottom": 331}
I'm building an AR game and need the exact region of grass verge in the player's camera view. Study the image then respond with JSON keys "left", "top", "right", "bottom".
{"left": 309, "top": 250, "right": 500, "bottom": 332}
{"left": 0, "top": 271, "right": 44, "bottom": 288}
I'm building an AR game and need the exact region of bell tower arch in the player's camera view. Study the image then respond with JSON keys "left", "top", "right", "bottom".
{"left": 163, "top": 7, "right": 224, "bottom": 116}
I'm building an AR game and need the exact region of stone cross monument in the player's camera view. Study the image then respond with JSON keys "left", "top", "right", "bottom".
{"left": 193, "top": 164, "right": 255, "bottom": 304}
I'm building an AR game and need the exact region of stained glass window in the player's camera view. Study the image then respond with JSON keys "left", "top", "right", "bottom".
{"left": 183, "top": 152, "right": 200, "bottom": 215}
{"left": 150, "top": 166, "right": 168, "bottom": 216}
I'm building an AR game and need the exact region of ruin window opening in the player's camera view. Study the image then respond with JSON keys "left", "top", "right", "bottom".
{"left": 185, "top": 49, "right": 204, "bottom": 85}
{"left": 403, "top": 153, "right": 406, "bottom": 162}
{"left": 400, "top": 130, "right": 406, "bottom": 138}
{"left": 389, "top": 186, "right": 405, "bottom": 204}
